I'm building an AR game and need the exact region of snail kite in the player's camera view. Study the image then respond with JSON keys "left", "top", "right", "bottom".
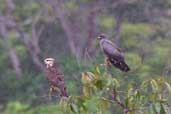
{"left": 44, "top": 58, "right": 68, "bottom": 97}
{"left": 98, "top": 34, "right": 130, "bottom": 72}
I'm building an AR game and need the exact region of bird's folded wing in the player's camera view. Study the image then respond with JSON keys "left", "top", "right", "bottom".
{"left": 102, "top": 40, "right": 124, "bottom": 61}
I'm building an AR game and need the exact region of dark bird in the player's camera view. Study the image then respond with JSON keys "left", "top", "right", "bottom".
{"left": 44, "top": 58, "right": 68, "bottom": 98}
{"left": 97, "top": 34, "right": 130, "bottom": 72}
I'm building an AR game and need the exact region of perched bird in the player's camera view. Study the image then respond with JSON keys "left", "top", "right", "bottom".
{"left": 44, "top": 58, "right": 68, "bottom": 98}
{"left": 97, "top": 34, "right": 130, "bottom": 72}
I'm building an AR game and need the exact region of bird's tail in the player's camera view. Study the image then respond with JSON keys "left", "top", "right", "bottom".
{"left": 109, "top": 59, "right": 130, "bottom": 72}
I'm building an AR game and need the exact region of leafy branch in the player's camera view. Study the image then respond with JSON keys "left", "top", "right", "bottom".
{"left": 57, "top": 65, "right": 171, "bottom": 114}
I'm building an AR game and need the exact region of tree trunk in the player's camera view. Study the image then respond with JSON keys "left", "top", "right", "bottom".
{"left": 48, "top": 0, "right": 79, "bottom": 57}
{"left": 16, "top": 28, "right": 44, "bottom": 71}
{"left": 114, "top": 15, "right": 123, "bottom": 46}
{"left": 0, "top": 16, "right": 22, "bottom": 78}
{"left": 84, "top": 9, "right": 96, "bottom": 58}
{"left": 8, "top": 48, "right": 22, "bottom": 78}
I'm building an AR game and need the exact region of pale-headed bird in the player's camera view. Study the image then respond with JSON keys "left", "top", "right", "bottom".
{"left": 44, "top": 58, "right": 68, "bottom": 98}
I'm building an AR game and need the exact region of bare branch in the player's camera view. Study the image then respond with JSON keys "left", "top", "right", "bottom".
{"left": 48, "top": 0, "right": 79, "bottom": 57}
{"left": 0, "top": 16, "right": 22, "bottom": 78}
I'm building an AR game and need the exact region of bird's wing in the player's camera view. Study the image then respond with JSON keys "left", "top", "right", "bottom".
{"left": 101, "top": 39, "right": 124, "bottom": 61}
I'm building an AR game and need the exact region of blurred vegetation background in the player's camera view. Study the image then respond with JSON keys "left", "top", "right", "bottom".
{"left": 0, "top": 0, "right": 171, "bottom": 113}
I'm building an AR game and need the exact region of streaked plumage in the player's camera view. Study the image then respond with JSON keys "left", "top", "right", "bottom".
{"left": 44, "top": 58, "right": 68, "bottom": 97}
{"left": 98, "top": 34, "right": 130, "bottom": 72}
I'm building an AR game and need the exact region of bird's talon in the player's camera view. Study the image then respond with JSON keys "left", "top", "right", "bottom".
{"left": 104, "top": 58, "right": 112, "bottom": 68}
{"left": 53, "top": 87, "right": 59, "bottom": 91}
{"left": 48, "top": 87, "right": 53, "bottom": 100}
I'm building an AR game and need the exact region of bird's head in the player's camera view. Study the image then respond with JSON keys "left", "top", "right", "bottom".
{"left": 97, "top": 33, "right": 107, "bottom": 40}
{"left": 44, "top": 58, "right": 55, "bottom": 68}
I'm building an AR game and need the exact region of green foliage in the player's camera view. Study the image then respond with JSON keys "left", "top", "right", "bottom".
{"left": 0, "top": 71, "right": 44, "bottom": 103}
{"left": 121, "top": 23, "right": 151, "bottom": 49}
{"left": 0, "top": 0, "right": 171, "bottom": 113}
{"left": 14, "top": 0, "right": 41, "bottom": 19}
{"left": 98, "top": 16, "right": 115, "bottom": 29}
{"left": 63, "top": 1, "right": 78, "bottom": 11}
{"left": 1, "top": 31, "right": 171, "bottom": 114}
{"left": 1, "top": 102, "right": 64, "bottom": 114}
{"left": 125, "top": 52, "right": 142, "bottom": 69}
{"left": 2, "top": 101, "right": 29, "bottom": 114}
{"left": 56, "top": 66, "right": 171, "bottom": 114}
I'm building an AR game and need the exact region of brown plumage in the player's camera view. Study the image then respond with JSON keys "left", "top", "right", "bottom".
{"left": 98, "top": 34, "right": 130, "bottom": 72}
{"left": 44, "top": 58, "right": 68, "bottom": 97}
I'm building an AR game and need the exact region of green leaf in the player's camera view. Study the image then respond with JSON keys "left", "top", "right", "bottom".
{"left": 70, "top": 103, "right": 79, "bottom": 113}
{"left": 150, "top": 79, "right": 159, "bottom": 92}
{"left": 135, "top": 90, "right": 141, "bottom": 102}
{"left": 141, "top": 80, "right": 149, "bottom": 89}
{"left": 149, "top": 104, "right": 156, "bottom": 114}
{"left": 59, "top": 98, "right": 69, "bottom": 112}
{"left": 95, "top": 79, "right": 104, "bottom": 90}
{"left": 157, "top": 99, "right": 167, "bottom": 103}
{"left": 155, "top": 102, "right": 161, "bottom": 113}
{"left": 160, "top": 104, "right": 166, "bottom": 114}
{"left": 164, "top": 82, "right": 171, "bottom": 94}
{"left": 106, "top": 76, "right": 113, "bottom": 86}
{"left": 127, "top": 112, "right": 133, "bottom": 114}
{"left": 97, "top": 98, "right": 110, "bottom": 111}
{"left": 85, "top": 96, "right": 97, "bottom": 113}
{"left": 112, "top": 78, "right": 120, "bottom": 88}
{"left": 149, "top": 93, "right": 157, "bottom": 101}
{"left": 125, "top": 97, "right": 129, "bottom": 107}
{"left": 83, "top": 86, "right": 91, "bottom": 97}
{"left": 81, "top": 72, "right": 95, "bottom": 84}
{"left": 94, "top": 65, "right": 100, "bottom": 75}
{"left": 127, "top": 88, "right": 134, "bottom": 97}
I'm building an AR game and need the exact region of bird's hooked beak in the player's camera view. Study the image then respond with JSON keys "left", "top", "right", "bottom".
{"left": 97, "top": 33, "right": 107, "bottom": 40}
{"left": 44, "top": 58, "right": 55, "bottom": 68}
{"left": 97, "top": 36, "right": 102, "bottom": 40}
